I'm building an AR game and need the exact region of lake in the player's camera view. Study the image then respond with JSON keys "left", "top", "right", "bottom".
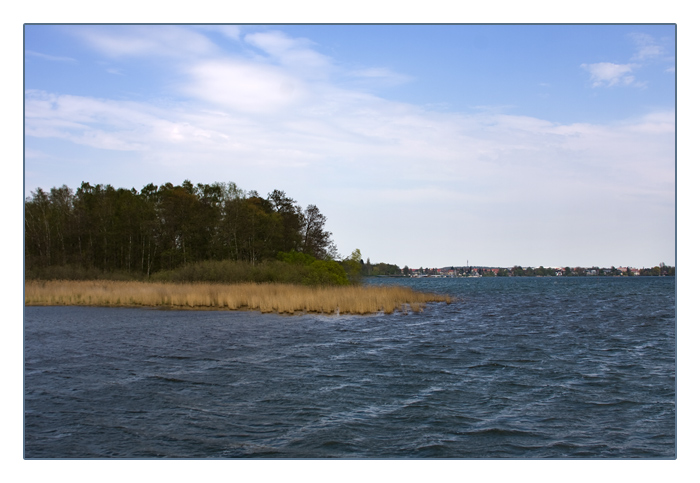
{"left": 24, "top": 276, "right": 676, "bottom": 458}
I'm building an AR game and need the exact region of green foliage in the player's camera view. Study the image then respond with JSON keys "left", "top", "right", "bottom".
{"left": 276, "top": 250, "right": 350, "bottom": 285}
{"left": 509, "top": 265, "right": 555, "bottom": 277}
{"left": 340, "top": 248, "right": 363, "bottom": 284}
{"left": 25, "top": 181, "right": 340, "bottom": 280}
{"left": 305, "top": 259, "right": 350, "bottom": 286}
{"left": 277, "top": 250, "right": 316, "bottom": 266}
{"left": 149, "top": 258, "right": 349, "bottom": 286}
{"left": 150, "top": 260, "right": 293, "bottom": 284}
{"left": 368, "top": 262, "right": 402, "bottom": 276}
{"left": 533, "top": 266, "right": 556, "bottom": 276}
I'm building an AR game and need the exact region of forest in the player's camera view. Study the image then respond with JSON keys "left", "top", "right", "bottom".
{"left": 24, "top": 180, "right": 370, "bottom": 284}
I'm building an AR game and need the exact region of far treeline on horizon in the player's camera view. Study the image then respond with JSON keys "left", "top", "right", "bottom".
{"left": 24, "top": 180, "right": 674, "bottom": 285}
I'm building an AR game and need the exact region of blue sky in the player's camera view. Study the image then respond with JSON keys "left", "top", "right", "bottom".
{"left": 24, "top": 24, "right": 676, "bottom": 268}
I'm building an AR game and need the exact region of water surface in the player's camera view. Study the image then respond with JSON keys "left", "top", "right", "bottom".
{"left": 24, "top": 277, "right": 676, "bottom": 458}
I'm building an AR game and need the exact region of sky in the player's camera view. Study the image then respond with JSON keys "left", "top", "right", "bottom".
{"left": 23, "top": 24, "right": 676, "bottom": 269}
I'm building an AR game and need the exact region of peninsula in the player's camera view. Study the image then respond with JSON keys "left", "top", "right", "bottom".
{"left": 24, "top": 280, "right": 451, "bottom": 315}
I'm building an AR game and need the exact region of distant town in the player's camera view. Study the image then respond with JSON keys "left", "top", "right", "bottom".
{"left": 362, "top": 261, "right": 675, "bottom": 278}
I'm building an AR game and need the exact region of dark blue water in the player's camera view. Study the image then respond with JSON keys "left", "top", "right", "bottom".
{"left": 24, "top": 277, "right": 676, "bottom": 458}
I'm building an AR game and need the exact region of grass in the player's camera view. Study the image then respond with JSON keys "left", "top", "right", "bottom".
{"left": 24, "top": 280, "right": 451, "bottom": 315}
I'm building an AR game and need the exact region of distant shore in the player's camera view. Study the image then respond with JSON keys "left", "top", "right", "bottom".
{"left": 24, "top": 280, "right": 451, "bottom": 315}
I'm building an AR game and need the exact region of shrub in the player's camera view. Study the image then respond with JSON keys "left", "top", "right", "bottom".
{"left": 149, "top": 257, "right": 350, "bottom": 286}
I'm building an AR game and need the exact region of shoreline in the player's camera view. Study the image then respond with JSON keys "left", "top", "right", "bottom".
{"left": 24, "top": 280, "right": 451, "bottom": 315}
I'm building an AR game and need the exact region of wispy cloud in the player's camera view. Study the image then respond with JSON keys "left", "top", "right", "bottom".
{"left": 346, "top": 67, "right": 413, "bottom": 86}
{"left": 25, "top": 50, "right": 77, "bottom": 63}
{"left": 196, "top": 25, "right": 241, "bottom": 41}
{"left": 581, "top": 32, "right": 673, "bottom": 89}
{"left": 628, "top": 32, "right": 665, "bottom": 61}
{"left": 26, "top": 25, "right": 675, "bottom": 192}
{"left": 581, "top": 62, "right": 637, "bottom": 87}
{"left": 27, "top": 27, "right": 674, "bottom": 195}
{"left": 24, "top": 83, "right": 674, "bottom": 200}
{"left": 243, "top": 30, "right": 334, "bottom": 81}
{"left": 72, "top": 25, "right": 220, "bottom": 59}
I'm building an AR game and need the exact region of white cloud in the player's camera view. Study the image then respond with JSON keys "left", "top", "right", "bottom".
{"left": 581, "top": 33, "right": 674, "bottom": 90}
{"left": 72, "top": 25, "right": 220, "bottom": 58}
{"left": 180, "top": 59, "right": 309, "bottom": 114}
{"left": 621, "top": 111, "right": 675, "bottom": 134}
{"left": 27, "top": 28, "right": 674, "bottom": 195}
{"left": 243, "top": 30, "right": 333, "bottom": 79}
{"left": 629, "top": 32, "right": 664, "bottom": 61}
{"left": 244, "top": 30, "right": 313, "bottom": 57}
{"left": 581, "top": 32, "right": 675, "bottom": 89}
{"left": 581, "top": 62, "right": 637, "bottom": 87}
{"left": 196, "top": 25, "right": 241, "bottom": 41}
{"left": 24, "top": 84, "right": 674, "bottom": 203}
{"left": 25, "top": 89, "right": 241, "bottom": 152}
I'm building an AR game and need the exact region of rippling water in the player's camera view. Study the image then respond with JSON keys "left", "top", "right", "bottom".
{"left": 24, "top": 277, "right": 676, "bottom": 458}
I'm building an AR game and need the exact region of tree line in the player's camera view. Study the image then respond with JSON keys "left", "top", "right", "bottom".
{"left": 24, "top": 180, "right": 341, "bottom": 279}
{"left": 412, "top": 265, "right": 674, "bottom": 277}
{"left": 501, "top": 265, "right": 675, "bottom": 277}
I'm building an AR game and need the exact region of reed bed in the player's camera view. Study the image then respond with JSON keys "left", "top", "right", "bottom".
{"left": 24, "top": 280, "right": 451, "bottom": 315}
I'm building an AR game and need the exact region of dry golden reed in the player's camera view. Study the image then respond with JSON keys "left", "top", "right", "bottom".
{"left": 25, "top": 280, "right": 451, "bottom": 315}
